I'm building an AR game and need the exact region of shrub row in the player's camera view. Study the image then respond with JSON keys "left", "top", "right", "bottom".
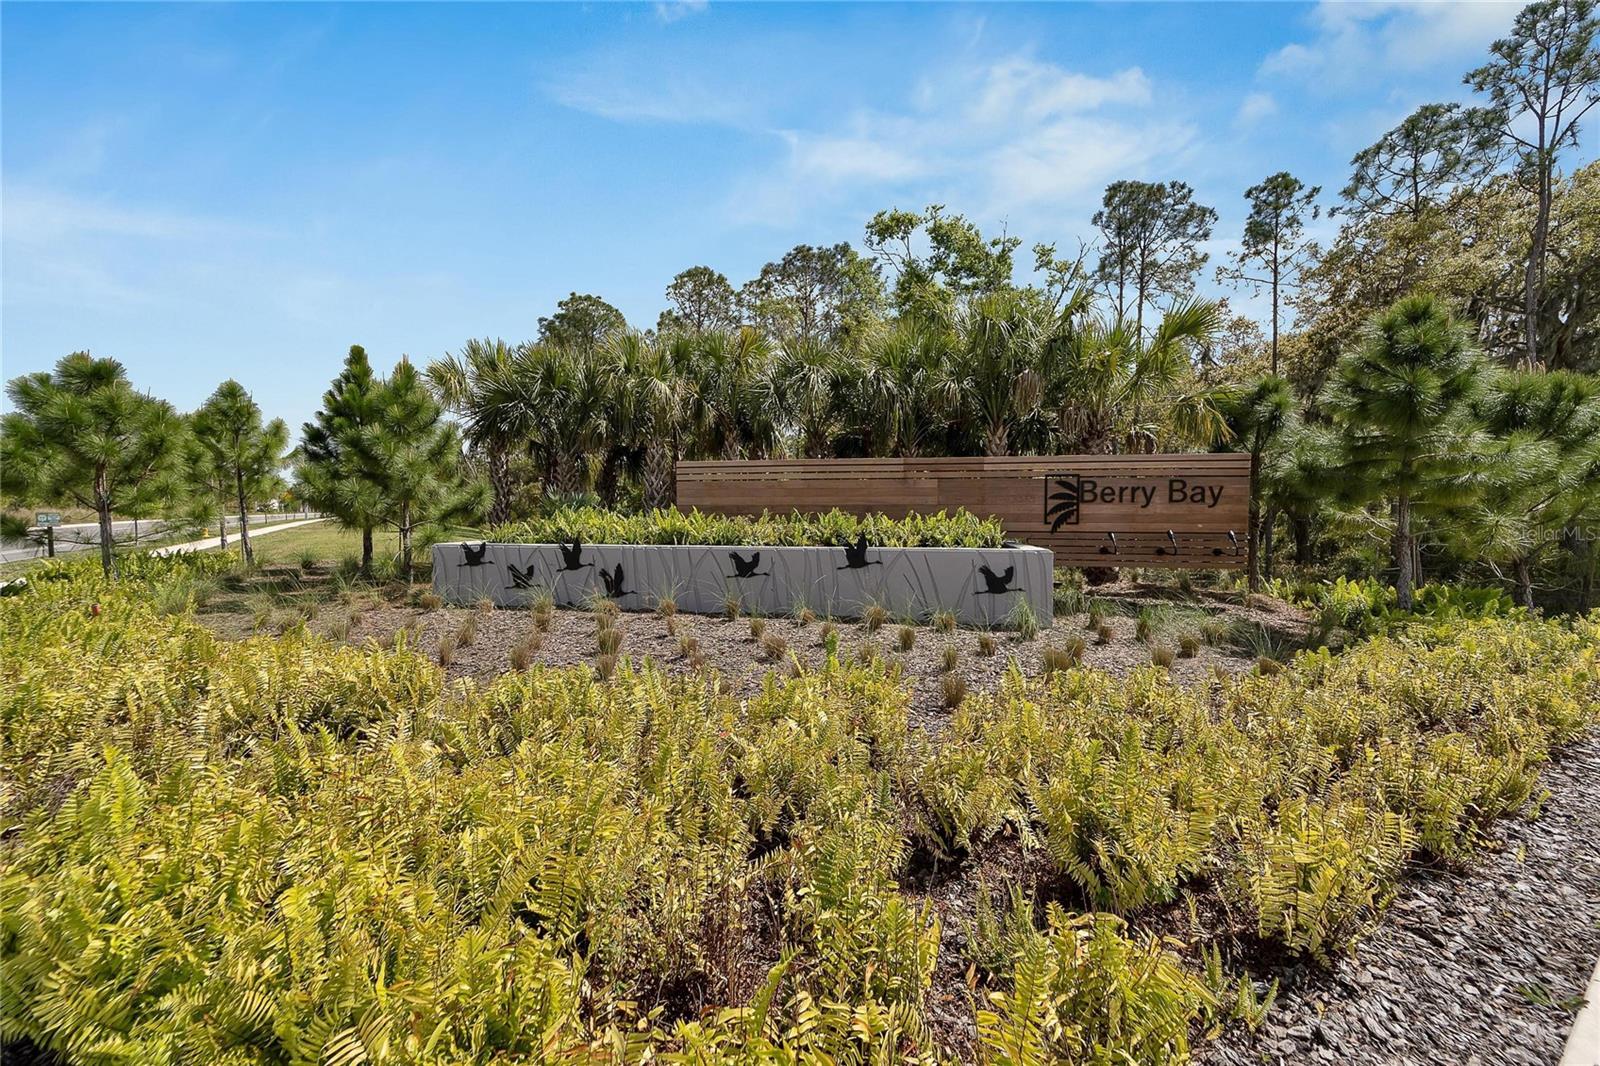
{"left": 2, "top": 566, "right": 1596, "bottom": 1063}
{"left": 487, "top": 505, "right": 1008, "bottom": 549}
{"left": 1269, "top": 574, "right": 1522, "bottom": 638}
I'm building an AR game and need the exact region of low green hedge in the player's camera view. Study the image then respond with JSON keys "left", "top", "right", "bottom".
{"left": 487, "top": 505, "right": 1009, "bottom": 548}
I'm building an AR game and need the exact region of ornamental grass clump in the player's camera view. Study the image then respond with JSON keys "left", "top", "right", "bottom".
{"left": 510, "top": 631, "right": 543, "bottom": 671}
{"left": 896, "top": 625, "right": 916, "bottom": 652}
{"left": 940, "top": 671, "right": 968, "bottom": 710}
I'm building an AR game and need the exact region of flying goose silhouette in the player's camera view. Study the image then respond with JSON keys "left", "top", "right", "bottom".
{"left": 976, "top": 564, "right": 1021, "bottom": 595}
{"left": 597, "top": 562, "right": 632, "bottom": 599}
{"left": 461, "top": 542, "right": 489, "bottom": 567}
{"left": 507, "top": 562, "right": 540, "bottom": 589}
{"left": 557, "top": 539, "right": 592, "bottom": 572}
{"left": 836, "top": 533, "right": 881, "bottom": 570}
{"left": 726, "top": 550, "right": 770, "bottom": 579}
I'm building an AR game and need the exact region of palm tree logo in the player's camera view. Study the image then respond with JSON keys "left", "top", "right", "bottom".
{"left": 1045, "top": 475, "right": 1082, "bottom": 531}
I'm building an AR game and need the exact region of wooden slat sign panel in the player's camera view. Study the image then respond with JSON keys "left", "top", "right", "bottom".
{"left": 675, "top": 454, "right": 1251, "bottom": 569}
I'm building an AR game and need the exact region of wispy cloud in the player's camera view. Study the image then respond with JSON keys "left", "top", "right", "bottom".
{"left": 654, "top": 0, "right": 708, "bottom": 24}
{"left": 730, "top": 56, "right": 1189, "bottom": 227}
{"left": 548, "top": 66, "right": 755, "bottom": 126}
{"left": 3, "top": 186, "right": 248, "bottom": 245}
{"left": 1261, "top": 1, "right": 1518, "bottom": 88}
{"left": 1233, "top": 91, "right": 1278, "bottom": 129}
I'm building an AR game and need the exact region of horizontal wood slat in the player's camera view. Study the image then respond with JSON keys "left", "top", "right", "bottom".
{"left": 676, "top": 454, "right": 1253, "bottom": 570}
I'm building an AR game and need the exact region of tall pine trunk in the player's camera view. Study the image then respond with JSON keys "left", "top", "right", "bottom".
{"left": 1292, "top": 515, "right": 1312, "bottom": 567}
{"left": 1513, "top": 555, "right": 1534, "bottom": 609}
{"left": 1393, "top": 494, "right": 1415, "bottom": 611}
{"left": 1524, "top": 169, "right": 1552, "bottom": 370}
{"left": 95, "top": 465, "right": 115, "bottom": 577}
{"left": 399, "top": 502, "right": 414, "bottom": 584}
{"left": 235, "top": 471, "right": 254, "bottom": 566}
{"left": 1262, "top": 508, "right": 1277, "bottom": 583}
{"left": 361, "top": 526, "right": 373, "bottom": 575}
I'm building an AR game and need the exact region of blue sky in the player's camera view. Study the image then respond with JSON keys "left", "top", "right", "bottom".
{"left": 1, "top": 1, "right": 1561, "bottom": 431}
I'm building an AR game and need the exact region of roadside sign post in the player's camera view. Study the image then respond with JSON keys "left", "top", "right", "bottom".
{"left": 36, "top": 512, "right": 61, "bottom": 558}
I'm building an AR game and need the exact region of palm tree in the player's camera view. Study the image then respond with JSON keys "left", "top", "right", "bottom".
{"left": 600, "top": 331, "right": 686, "bottom": 508}
{"left": 852, "top": 321, "right": 958, "bottom": 457}
{"left": 427, "top": 339, "right": 530, "bottom": 525}
{"left": 773, "top": 337, "right": 847, "bottom": 458}
{"left": 947, "top": 291, "right": 1045, "bottom": 456}
{"left": 682, "top": 328, "right": 779, "bottom": 460}
{"left": 1051, "top": 298, "right": 1230, "bottom": 455}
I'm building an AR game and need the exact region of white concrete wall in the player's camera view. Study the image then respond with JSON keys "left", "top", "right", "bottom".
{"left": 432, "top": 541, "right": 1054, "bottom": 627}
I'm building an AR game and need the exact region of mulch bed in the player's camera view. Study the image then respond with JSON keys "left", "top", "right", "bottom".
{"left": 1201, "top": 734, "right": 1600, "bottom": 1066}
{"left": 325, "top": 582, "right": 1308, "bottom": 732}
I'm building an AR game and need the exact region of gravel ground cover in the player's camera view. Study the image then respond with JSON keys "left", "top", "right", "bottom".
{"left": 1202, "top": 735, "right": 1600, "bottom": 1066}
{"left": 331, "top": 583, "right": 1309, "bottom": 729}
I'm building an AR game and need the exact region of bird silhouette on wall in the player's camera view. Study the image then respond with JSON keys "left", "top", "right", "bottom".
{"left": 461, "top": 542, "right": 489, "bottom": 567}
{"left": 976, "top": 564, "right": 1022, "bottom": 596}
{"left": 507, "top": 562, "right": 540, "bottom": 590}
{"left": 837, "top": 533, "right": 881, "bottom": 570}
{"left": 726, "top": 551, "right": 770, "bottom": 579}
{"left": 557, "top": 539, "right": 592, "bottom": 572}
{"left": 597, "top": 562, "right": 632, "bottom": 599}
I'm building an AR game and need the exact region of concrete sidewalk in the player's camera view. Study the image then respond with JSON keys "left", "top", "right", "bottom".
{"left": 152, "top": 517, "right": 328, "bottom": 557}
{"left": 1561, "top": 957, "right": 1600, "bottom": 1066}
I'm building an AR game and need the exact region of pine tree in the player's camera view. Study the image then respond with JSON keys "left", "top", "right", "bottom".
{"left": 192, "top": 380, "right": 288, "bottom": 566}
{"left": 1323, "top": 295, "right": 1490, "bottom": 610}
{"left": 358, "top": 358, "right": 486, "bottom": 582}
{"left": 296, "top": 346, "right": 385, "bottom": 573}
{"left": 0, "top": 353, "right": 188, "bottom": 576}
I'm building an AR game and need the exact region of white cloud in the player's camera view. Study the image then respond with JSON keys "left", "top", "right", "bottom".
{"left": 729, "top": 56, "right": 1190, "bottom": 227}
{"left": 548, "top": 71, "right": 753, "bottom": 126}
{"left": 654, "top": 0, "right": 708, "bottom": 24}
{"left": 1234, "top": 91, "right": 1278, "bottom": 128}
{"left": 3, "top": 186, "right": 238, "bottom": 244}
{"left": 1261, "top": 1, "right": 1518, "bottom": 87}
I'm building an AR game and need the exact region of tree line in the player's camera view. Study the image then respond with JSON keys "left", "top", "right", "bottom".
{"left": 1, "top": 351, "right": 483, "bottom": 582}
{"left": 4, "top": 0, "right": 1597, "bottom": 609}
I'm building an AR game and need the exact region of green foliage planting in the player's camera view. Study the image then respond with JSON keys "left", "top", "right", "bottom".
{"left": 490, "top": 505, "right": 1006, "bottom": 548}
{"left": 2, "top": 562, "right": 1598, "bottom": 1062}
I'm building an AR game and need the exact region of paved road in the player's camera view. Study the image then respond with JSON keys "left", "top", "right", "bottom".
{"left": 0, "top": 513, "right": 319, "bottom": 565}
{"left": 152, "top": 516, "right": 328, "bottom": 557}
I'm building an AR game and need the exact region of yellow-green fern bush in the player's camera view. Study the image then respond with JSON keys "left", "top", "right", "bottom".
{"left": 976, "top": 906, "right": 1210, "bottom": 1066}
{"left": 1231, "top": 796, "right": 1415, "bottom": 960}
